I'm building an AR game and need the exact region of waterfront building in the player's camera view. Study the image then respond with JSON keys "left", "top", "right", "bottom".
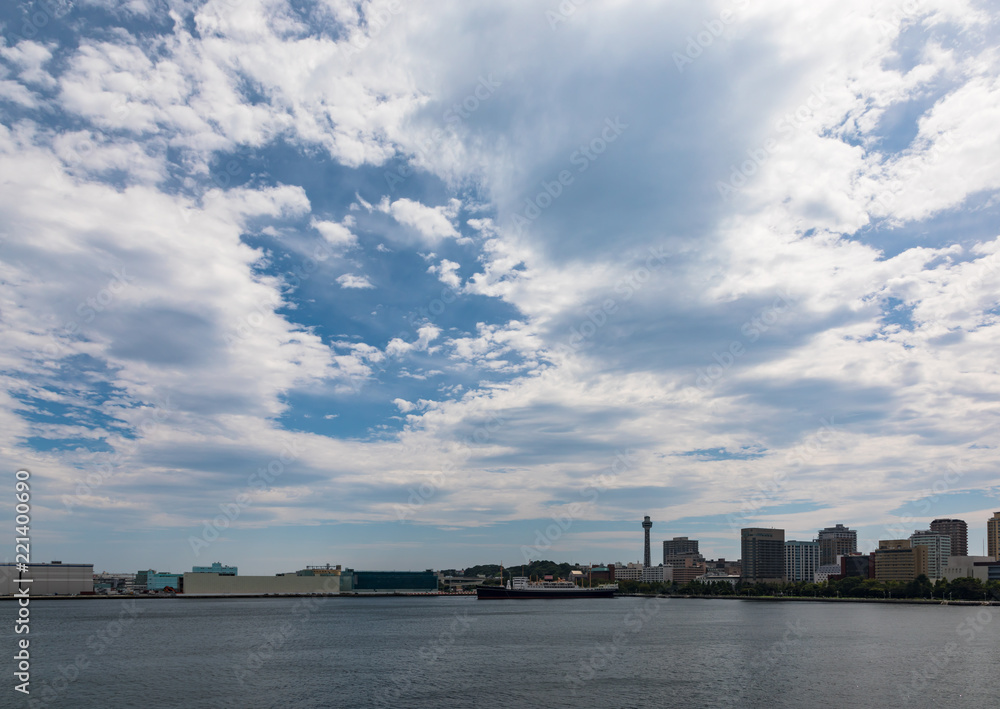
{"left": 588, "top": 566, "right": 613, "bottom": 582}
{"left": 183, "top": 572, "right": 341, "bottom": 595}
{"left": 839, "top": 553, "right": 870, "bottom": 579}
{"left": 929, "top": 519, "right": 968, "bottom": 557}
{"left": 147, "top": 571, "right": 184, "bottom": 592}
{"left": 910, "top": 531, "right": 951, "bottom": 580}
{"left": 814, "top": 563, "right": 842, "bottom": 583}
{"left": 93, "top": 572, "right": 135, "bottom": 594}
{"left": 351, "top": 570, "right": 439, "bottom": 593}
{"left": 439, "top": 575, "right": 485, "bottom": 591}
{"left": 134, "top": 569, "right": 155, "bottom": 591}
{"left": 0, "top": 562, "right": 94, "bottom": 596}
{"left": 695, "top": 572, "right": 741, "bottom": 587}
{"left": 192, "top": 562, "right": 237, "bottom": 575}
{"left": 817, "top": 524, "right": 857, "bottom": 566}
{"left": 784, "top": 540, "right": 821, "bottom": 582}
{"left": 941, "top": 556, "right": 995, "bottom": 583}
{"left": 662, "top": 537, "right": 699, "bottom": 563}
{"left": 873, "top": 540, "right": 928, "bottom": 582}
{"left": 612, "top": 563, "right": 644, "bottom": 581}
{"left": 741, "top": 528, "right": 785, "bottom": 584}
{"left": 641, "top": 565, "right": 673, "bottom": 583}
{"left": 703, "top": 558, "right": 741, "bottom": 576}
{"left": 670, "top": 555, "right": 708, "bottom": 584}
{"left": 989, "top": 512, "right": 1000, "bottom": 561}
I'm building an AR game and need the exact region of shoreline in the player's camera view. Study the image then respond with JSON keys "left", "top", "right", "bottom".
{"left": 653, "top": 594, "right": 999, "bottom": 606}
{"left": 3, "top": 592, "right": 996, "bottom": 605}
{"left": 0, "top": 592, "right": 476, "bottom": 600}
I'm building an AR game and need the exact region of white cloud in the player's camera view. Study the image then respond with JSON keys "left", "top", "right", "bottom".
{"left": 312, "top": 218, "right": 357, "bottom": 248}
{"left": 336, "top": 273, "right": 374, "bottom": 289}
{"left": 382, "top": 197, "right": 462, "bottom": 244}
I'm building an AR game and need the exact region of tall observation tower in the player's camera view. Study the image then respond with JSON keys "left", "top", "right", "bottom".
{"left": 642, "top": 516, "right": 653, "bottom": 568}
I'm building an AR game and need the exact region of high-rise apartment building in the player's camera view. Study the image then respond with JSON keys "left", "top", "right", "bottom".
{"left": 784, "top": 540, "right": 821, "bottom": 583}
{"left": 741, "top": 528, "right": 785, "bottom": 584}
{"left": 817, "top": 524, "right": 857, "bottom": 566}
{"left": 910, "top": 531, "right": 951, "bottom": 580}
{"left": 930, "top": 519, "right": 967, "bottom": 557}
{"left": 989, "top": 512, "right": 1000, "bottom": 561}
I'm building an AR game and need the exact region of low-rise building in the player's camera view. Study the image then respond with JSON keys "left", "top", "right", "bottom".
{"left": 695, "top": 572, "right": 740, "bottom": 587}
{"left": 1, "top": 562, "right": 94, "bottom": 596}
{"left": 814, "top": 563, "right": 842, "bottom": 583}
{"left": 611, "top": 563, "right": 644, "bottom": 581}
{"left": 183, "top": 573, "right": 341, "bottom": 595}
{"left": 147, "top": 572, "right": 184, "bottom": 592}
{"left": 192, "top": 562, "right": 237, "bottom": 575}
{"left": 641, "top": 565, "right": 673, "bottom": 583}
{"left": 941, "top": 556, "right": 996, "bottom": 583}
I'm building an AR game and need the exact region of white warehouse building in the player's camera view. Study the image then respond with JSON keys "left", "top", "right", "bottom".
{"left": 1, "top": 562, "right": 94, "bottom": 596}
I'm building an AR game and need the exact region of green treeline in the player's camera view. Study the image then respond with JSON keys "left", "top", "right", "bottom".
{"left": 618, "top": 574, "right": 999, "bottom": 600}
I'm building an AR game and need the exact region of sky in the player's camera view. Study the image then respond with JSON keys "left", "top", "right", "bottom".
{"left": 1, "top": 0, "right": 999, "bottom": 575}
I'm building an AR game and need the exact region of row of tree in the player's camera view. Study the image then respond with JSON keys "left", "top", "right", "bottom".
{"left": 616, "top": 574, "right": 1000, "bottom": 600}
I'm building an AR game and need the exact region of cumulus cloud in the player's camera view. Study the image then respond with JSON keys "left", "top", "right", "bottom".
{"left": 336, "top": 273, "right": 375, "bottom": 289}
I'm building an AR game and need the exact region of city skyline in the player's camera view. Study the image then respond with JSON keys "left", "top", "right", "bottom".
{"left": 48, "top": 513, "right": 998, "bottom": 577}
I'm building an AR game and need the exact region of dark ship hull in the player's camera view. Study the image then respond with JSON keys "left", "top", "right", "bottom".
{"left": 476, "top": 586, "right": 616, "bottom": 599}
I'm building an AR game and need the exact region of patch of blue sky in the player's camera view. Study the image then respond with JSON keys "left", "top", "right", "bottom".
{"left": 856, "top": 194, "right": 1000, "bottom": 259}
{"left": 889, "top": 489, "right": 1000, "bottom": 518}
{"left": 677, "top": 447, "right": 766, "bottom": 461}
{"left": 878, "top": 296, "right": 917, "bottom": 332}
{"left": 22, "top": 436, "right": 114, "bottom": 453}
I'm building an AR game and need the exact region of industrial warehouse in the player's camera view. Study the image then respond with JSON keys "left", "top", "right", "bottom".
{"left": 1, "top": 562, "right": 439, "bottom": 597}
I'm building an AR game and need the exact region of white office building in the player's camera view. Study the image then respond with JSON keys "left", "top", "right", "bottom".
{"left": 785, "top": 540, "right": 820, "bottom": 582}
{"left": 910, "top": 531, "right": 951, "bottom": 580}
